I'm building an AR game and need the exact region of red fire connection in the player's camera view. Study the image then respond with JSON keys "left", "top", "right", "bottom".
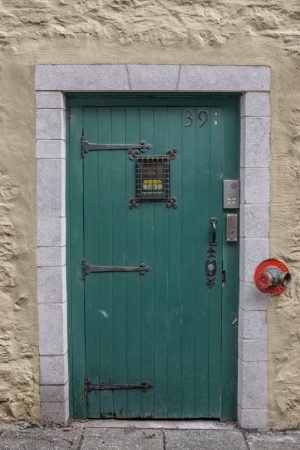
{"left": 254, "top": 259, "right": 291, "bottom": 296}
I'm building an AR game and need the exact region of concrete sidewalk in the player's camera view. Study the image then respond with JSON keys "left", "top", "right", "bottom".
{"left": 0, "top": 420, "right": 300, "bottom": 449}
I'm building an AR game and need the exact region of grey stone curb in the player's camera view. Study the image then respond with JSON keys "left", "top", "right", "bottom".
{"left": 1, "top": 422, "right": 300, "bottom": 450}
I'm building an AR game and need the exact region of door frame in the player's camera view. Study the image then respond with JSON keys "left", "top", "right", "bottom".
{"left": 35, "top": 64, "right": 270, "bottom": 428}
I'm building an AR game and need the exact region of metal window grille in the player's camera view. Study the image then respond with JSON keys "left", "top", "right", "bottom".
{"left": 136, "top": 156, "right": 169, "bottom": 201}
{"left": 129, "top": 150, "right": 177, "bottom": 209}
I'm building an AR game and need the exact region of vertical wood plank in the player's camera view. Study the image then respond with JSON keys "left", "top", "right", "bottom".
{"left": 97, "top": 107, "right": 114, "bottom": 415}
{"left": 125, "top": 107, "right": 141, "bottom": 417}
{"left": 83, "top": 107, "right": 100, "bottom": 418}
{"left": 165, "top": 107, "right": 182, "bottom": 417}
{"left": 67, "top": 107, "right": 73, "bottom": 416}
{"left": 153, "top": 107, "right": 169, "bottom": 418}
{"left": 208, "top": 108, "right": 223, "bottom": 417}
{"left": 139, "top": 107, "right": 155, "bottom": 418}
{"left": 68, "top": 107, "right": 86, "bottom": 418}
{"left": 194, "top": 107, "right": 211, "bottom": 417}
{"left": 221, "top": 102, "right": 239, "bottom": 421}
{"left": 181, "top": 106, "right": 197, "bottom": 417}
{"left": 111, "top": 107, "right": 127, "bottom": 416}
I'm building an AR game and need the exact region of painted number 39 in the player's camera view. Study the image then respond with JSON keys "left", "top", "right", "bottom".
{"left": 184, "top": 110, "right": 208, "bottom": 128}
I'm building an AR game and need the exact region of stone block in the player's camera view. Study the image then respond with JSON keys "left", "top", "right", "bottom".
{"left": 0, "top": 427, "right": 82, "bottom": 448}
{"left": 40, "top": 354, "right": 68, "bottom": 385}
{"left": 37, "top": 266, "right": 66, "bottom": 304}
{"left": 36, "top": 109, "right": 66, "bottom": 140}
{"left": 246, "top": 433, "right": 300, "bottom": 449}
{"left": 35, "top": 64, "right": 271, "bottom": 93}
{"left": 37, "top": 246, "right": 66, "bottom": 267}
{"left": 239, "top": 337, "right": 267, "bottom": 362}
{"left": 164, "top": 430, "right": 248, "bottom": 450}
{"left": 36, "top": 140, "right": 66, "bottom": 159}
{"left": 238, "top": 360, "right": 267, "bottom": 409}
{"left": 37, "top": 159, "right": 65, "bottom": 218}
{"left": 41, "top": 400, "right": 69, "bottom": 425}
{"left": 36, "top": 92, "right": 66, "bottom": 109}
{"left": 239, "top": 310, "right": 267, "bottom": 340}
{"left": 82, "top": 428, "right": 163, "bottom": 449}
{"left": 240, "top": 117, "right": 270, "bottom": 168}
{"left": 178, "top": 65, "right": 270, "bottom": 91}
{"left": 239, "top": 238, "right": 269, "bottom": 282}
{"left": 240, "top": 168, "right": 270, "bottom": 205}
{"left": 239, "top": 281, "right": 268, "bottom": 311}
{"left": 40, "top": 383, "right": 68, "bottom": 402}
{"left": 128, "top": 64, "right": 179, "bottom": 90}
{"left": 36, "top": 64, "right": 130, "bottom": 91}
{"left": 37, "top": 217, "right": 66, "bottom": 246}
{"left": 240, "top": 92, "right": 270, "bottom": 117}
{"left": 238, "top": 406, "right": 267, "bottom": 429}
{"left": 38, "top": 303, "right": 67, "bottom": 355}
{"left": 240, "top": 204, "right": 269, "bottom": 239}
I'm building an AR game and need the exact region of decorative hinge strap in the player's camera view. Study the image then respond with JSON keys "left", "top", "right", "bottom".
{"left": 81, "top": 137, "right": 151, "bottom": 159}
{"left": 84, "top": 379, "right": 153, "bottom": 395}
{"left": 82, "top": 260, "right": 150, "bottom": 279}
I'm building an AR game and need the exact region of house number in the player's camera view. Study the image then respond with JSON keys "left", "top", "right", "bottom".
{"left": 184, "top": 110, "right": 208, "bottom": 128}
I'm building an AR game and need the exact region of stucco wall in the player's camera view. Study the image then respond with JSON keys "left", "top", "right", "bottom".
{"left": 0, "top": 0, "right": 299, "bottom": 428}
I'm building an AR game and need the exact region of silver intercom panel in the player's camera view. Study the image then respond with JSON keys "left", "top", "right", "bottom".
{"left": 223, "top": 179, "right": 240, "bottom": 209}
{"left": 223, "top": 179, "right": 239, "bottom": 242}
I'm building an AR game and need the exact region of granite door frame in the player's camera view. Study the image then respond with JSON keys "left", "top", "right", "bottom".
{"left": 35, "top": 64, "right": 270, "bottom": 428}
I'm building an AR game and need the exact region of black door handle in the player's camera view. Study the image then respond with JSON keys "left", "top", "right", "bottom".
{"left": 205, "top": 218, "right": 218, "bottom": 289}
{"left": 210, "top": 218, "right": 217, "bottom": 246}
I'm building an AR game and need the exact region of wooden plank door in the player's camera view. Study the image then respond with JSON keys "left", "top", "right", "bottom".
{"left": 68, "top": 98, "right": 239, "bottom": 420}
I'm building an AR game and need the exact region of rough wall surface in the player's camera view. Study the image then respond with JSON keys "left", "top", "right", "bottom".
{"left": 0, "top": 0, "right": 299, "bottom": 428}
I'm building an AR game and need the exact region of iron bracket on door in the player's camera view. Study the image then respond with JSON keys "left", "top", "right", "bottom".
{"left": 81, "top": 137, "right": 152, "bottom": 159}
{"left": 84, "top": 379, "right": 153, "bottom": 396}
{"left": 82, "top": 259, "right": 150, "bottom": 279}
{"left": 205, "top": 218, "right": 218, "bottom": 289}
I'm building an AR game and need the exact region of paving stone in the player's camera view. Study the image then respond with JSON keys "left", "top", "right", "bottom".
{"left": 246, "top": 432, "right": 300, "bottom": 450}
{"left": 164, "top": 430, "right": 248, "bottom": 450}
{"left": 0, "top": 427, "right": 82, "bottom": 450}
{"left": 1, "top": 422, "right": 300, "bottom": 450}
{"left": 81, "top": 428, "right": 163, "bottom": 450}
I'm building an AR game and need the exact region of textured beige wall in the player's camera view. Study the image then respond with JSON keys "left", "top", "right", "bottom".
{"left": 0, "top": 0, "right": 299, "bottom": 427}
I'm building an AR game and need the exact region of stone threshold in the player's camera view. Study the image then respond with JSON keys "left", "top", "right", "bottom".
{"left": 72, "top": 419, "right": 236, "bottom": 430}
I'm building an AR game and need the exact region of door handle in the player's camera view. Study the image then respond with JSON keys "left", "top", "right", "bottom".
{"left": 205, "top": 218, "right": 218, "bottom": 289}
{"left": 210, "top": 218, "right": 217, "bottom": 246}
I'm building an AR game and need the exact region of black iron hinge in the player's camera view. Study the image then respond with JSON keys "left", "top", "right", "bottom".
{"left": 81, "top": 135, "right": 151, "bottom": 159}
{"left": 82, "top": 260, "right": 150, "bottom": 279}
{"left": 84, "top": 379, "right": 152, "bottom": 396}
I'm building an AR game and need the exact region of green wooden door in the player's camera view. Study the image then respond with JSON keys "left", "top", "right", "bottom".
{"left": 68, "top": 95, "right": 239, "bottom": 420}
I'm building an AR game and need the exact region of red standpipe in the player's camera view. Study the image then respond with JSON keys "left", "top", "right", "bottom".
{"left": 254, "top": 259, "right": 291, "bottom": 296}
